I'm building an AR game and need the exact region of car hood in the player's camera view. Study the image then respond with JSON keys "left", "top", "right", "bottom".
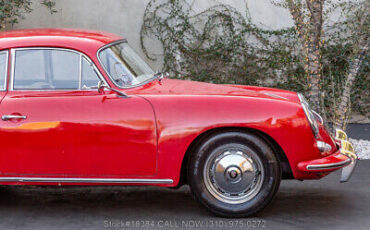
{"left": 127, "top": 78, "right": 299, "bottom": 103}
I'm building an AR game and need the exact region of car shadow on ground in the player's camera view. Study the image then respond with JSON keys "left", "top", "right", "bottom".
{"left": 0, "top": 184, "right": 348, "bottom": 215}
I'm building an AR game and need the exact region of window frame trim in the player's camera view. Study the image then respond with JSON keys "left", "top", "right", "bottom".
{"left": 0, "top": 50, "right": 9, "bottom": 91}
{"left": 10, "top": 47, "right": 108, "bottom": 91}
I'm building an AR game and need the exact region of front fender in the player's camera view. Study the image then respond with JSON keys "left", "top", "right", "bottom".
{"left": 143, "top": 95, "right": 318, "bottom": 186}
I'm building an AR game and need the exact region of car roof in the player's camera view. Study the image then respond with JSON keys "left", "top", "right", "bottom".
{"left": 0, "top": 28, "right": 123, "bottom": 54}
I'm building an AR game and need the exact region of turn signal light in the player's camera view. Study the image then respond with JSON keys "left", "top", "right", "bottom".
{"left": 316, "top": 140, "right": 332, "bottom": 153}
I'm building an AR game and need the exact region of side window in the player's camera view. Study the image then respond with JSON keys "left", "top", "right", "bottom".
{"left": 81, "top": 57, "right": 101, "bottom": 89}
{"left": 14, "top": 49, "right": 80, "bottom": 90}
{"left": 0, "top": 51, "right": 7, "bottom": 90}
{"left": 51, "top": 50, "right": 80, "bottom": 89}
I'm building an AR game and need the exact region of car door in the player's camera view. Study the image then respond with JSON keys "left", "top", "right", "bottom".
{"left": 0, "top": 48, "right": 157, "bottom": 179}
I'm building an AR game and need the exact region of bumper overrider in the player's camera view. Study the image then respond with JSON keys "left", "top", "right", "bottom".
{"left": 298, "top": 129, "right": 358, "bottom": 182}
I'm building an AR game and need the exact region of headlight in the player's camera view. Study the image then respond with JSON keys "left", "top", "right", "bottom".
{"left": 298, "top": 93, "right": 320, "bottom": 138}
{"left": 311, "top": 110, "right": 324, "bottom": 124}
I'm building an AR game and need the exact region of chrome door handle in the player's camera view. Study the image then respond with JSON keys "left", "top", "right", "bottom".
{"left": 2, "top": 115, "right": 27, "bottom": 121}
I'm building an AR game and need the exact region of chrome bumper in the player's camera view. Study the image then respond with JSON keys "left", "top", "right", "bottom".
{"left": 306, "top": 158, "right": 351, "bottom": 171}
{"left": 304, "top": 129, "right": 357, "bottom": 182}
{"left": 340, "top": 156, "right": 357, "bottom": 183}
{"left": 336, "top": 129, "right": 358, "bottom": 183}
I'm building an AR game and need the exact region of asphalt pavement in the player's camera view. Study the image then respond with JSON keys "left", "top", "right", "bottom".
{"left": 0, "top": 124, "right": 368, "bottom": 230}
{"left": 347, "top": 123, "right": 370, "bottom": 140}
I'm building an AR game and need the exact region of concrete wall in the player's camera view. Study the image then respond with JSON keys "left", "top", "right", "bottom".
{"left": 13, "top": 0, "right": 293, "bottom": 68}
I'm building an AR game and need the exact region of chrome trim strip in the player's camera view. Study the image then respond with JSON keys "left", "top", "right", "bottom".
{"left": 10, "top": 47, "right": 108, "bottom": 91}
{"left": 262, "top": 92, "right": 288, "bottom": 100}
{"left": 0, "top": 177, "right": 173, "bottom": 184}
{"left": 78, "top": 54, "right": 83, "bottom": 89}
{"left": 0, "top": 50, "right": 8, "bottom": 91}
{"left": 297, "top": 93, "right": 319, "bottom": 138}
{"left": 306, "top": 158, "right": 351, "bottom": 170}
{"left": 10, "top": 49, "right": 15, "bottom": 91}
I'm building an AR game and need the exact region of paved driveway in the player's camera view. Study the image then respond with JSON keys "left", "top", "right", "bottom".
{"left": 0, "top": 160, "right": 369, "bottom": 230}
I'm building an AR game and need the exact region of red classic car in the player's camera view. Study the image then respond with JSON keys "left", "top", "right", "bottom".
{"left": 0, "top": 29, "right": 357, "bottom": 217}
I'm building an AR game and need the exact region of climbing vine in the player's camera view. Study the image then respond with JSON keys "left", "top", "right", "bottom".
{"left": 0, "top": 0, "right": 56, "bottom": 30}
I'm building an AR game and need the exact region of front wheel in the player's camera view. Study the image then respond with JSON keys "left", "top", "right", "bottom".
{"left": 188, "top": 132, "right": 281, "bottom": 217}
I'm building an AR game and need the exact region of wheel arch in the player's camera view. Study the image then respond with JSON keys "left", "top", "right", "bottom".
{"left": 178, "top": 126, "right": 293, "bottom": 187}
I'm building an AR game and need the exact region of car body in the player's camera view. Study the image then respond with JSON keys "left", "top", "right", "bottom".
{"left": 0, "top": 29, "right": 357, "bottom": 217}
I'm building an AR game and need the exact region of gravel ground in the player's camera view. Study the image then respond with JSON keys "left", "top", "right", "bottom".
{"left": 350, "top": 139, "right": 370, "bottom": 160}
{"left": 347, "top": 123, "right": 369, "bottom": 160}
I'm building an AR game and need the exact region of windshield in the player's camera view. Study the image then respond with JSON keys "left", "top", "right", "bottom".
{"left": 99, "top": 42, "right": 155, "bottom": 88}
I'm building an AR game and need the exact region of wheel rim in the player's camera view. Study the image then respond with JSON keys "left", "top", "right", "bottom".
{"left": 203, "top": 147, "right": 265, "bottom": 204}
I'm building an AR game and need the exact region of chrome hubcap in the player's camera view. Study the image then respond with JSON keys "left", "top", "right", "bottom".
{"left": 204, "top": 149, "right": 264, "bottom": 204}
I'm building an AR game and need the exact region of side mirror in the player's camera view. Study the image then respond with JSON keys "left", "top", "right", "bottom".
{"left": 155, "top": 71, "right": 169, "bottom": 83}
{"left": 98, "top": 80, "right": 107, "bottom": 94}
{"left": 97, "top": 80, "right": 129, "bottom": 98}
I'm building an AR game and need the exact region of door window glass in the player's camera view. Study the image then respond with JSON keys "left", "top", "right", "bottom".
{"left": 14, "top": 49, "right": 80, "bottom": 90}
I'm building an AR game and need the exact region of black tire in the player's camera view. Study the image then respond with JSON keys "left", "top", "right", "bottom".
{"left": 187, "top": 131, "right": 281, "bottom": 217}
